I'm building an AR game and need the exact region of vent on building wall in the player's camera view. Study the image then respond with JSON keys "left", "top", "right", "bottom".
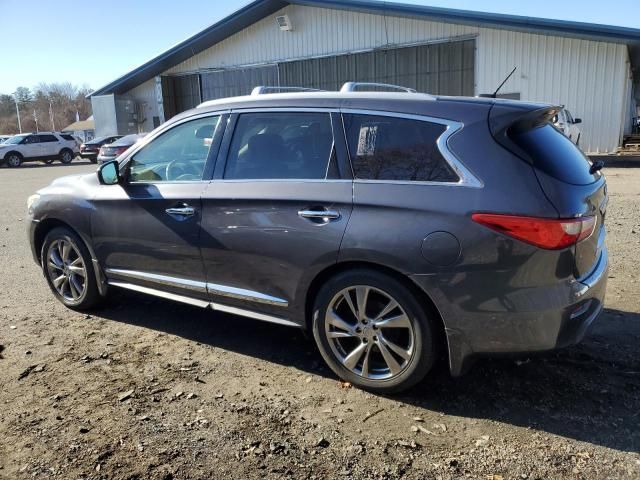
{"left": 276, "top": 15, "right": 293, "bottom": 31}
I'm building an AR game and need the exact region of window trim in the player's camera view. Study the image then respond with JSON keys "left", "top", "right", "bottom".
{"left": 118, "top": 110, "right": 229, "bottom": 185}
{"left": 213, "top": 108, "right": 349, "bottom": 182}
{"left": 340, "top": 109, "right": 483, "bottom": 188}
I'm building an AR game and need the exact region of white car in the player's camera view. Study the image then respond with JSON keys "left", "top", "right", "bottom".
{"left": 554, "top": 109, "right": 582, "bottom": 145}
{"left": 0, "top": 132, "right": 80, "bottom": 167}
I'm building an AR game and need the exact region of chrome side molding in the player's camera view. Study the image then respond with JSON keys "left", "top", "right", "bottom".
{"left": 105, "top": 269, "right": 288, "bottom": 307}
{"left": 107, "top": 280, "right": 299, "bottom": 328}
{"left": 106, "top": 268, "right": 208, "bottom": 294}
{"left": 206, "top": 282, "right": 288, "bottom": 307}
{"left": 108, "top": 281, "right": 210, "bottom": 308}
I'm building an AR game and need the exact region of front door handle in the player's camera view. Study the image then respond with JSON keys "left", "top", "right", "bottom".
{"left": 298, "top": 208, "right": 341, "bottom": 221}
{"left": 165, "top": 206, "right": 196, "bottom": 217}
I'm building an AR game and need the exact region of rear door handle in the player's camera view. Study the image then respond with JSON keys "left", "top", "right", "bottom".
{"left": 165, "top": 206, "right": 196, "bottom": 217}
{"left": 298, "top": 209, "right": 341, "bottom": 220}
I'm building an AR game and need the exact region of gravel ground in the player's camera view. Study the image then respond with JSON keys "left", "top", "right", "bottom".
{"left": 0, "top": 161, "right": 639, "bottom": 480}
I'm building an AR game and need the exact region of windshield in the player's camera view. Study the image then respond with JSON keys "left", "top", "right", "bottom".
{"left": 4, "top": 135, "right": 28, "bottom": 145}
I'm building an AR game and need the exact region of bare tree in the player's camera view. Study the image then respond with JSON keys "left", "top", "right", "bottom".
{"left": 0, "top": 83, "right": 93, "bottom": 134}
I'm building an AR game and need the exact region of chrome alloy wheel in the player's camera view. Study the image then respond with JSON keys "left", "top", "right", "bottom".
{"left": 46, "top": 239, "right": 87, "bottom": 302}
{"left": 325, "top": 286, "right": 415, "bottom": 380}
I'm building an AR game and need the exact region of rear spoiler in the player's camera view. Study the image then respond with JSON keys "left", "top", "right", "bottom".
{"left": 489, "top": 103, "right": 562, "bottom": 164}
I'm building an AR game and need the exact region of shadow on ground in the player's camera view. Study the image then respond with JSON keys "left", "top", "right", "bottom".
{"left": 98, "top": 289, "right": 640, "bottom": 453}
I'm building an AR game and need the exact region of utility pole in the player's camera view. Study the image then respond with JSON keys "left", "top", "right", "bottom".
{"left": 33, "top": 110, "right": 39, "bottom": 133}
{"left": 12, "top": 93, "right": 22, "bottom": 134}
{"left": 49, "top": 102, "right": 56, "bottom": 131}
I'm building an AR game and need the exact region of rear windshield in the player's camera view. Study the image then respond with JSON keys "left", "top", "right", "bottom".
{"left": 510, "top": 124, "right": 598, "bottom": 185}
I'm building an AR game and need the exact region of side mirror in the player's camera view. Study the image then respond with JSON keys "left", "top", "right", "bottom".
{"left": 97, "top": 160, "right": 120, "bottom": 185}
{"left": 573, "top": 118, "right": 582, "bottom": 124}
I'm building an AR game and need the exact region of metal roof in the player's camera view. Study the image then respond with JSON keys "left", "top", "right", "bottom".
{"left": 90, "top": 0, "right": 640, "bottom": 97}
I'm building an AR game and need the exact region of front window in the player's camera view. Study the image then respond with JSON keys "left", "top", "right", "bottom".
{"left": 127, "top": 116, "right": 219, "bottom": 182}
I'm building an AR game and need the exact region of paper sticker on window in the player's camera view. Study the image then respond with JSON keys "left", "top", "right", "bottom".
{"left": 356, "top": 125, "right": 379, "bottom": 156}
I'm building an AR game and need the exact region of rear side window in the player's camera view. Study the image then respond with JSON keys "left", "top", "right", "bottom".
{"left": 224, "top": 112, "right": 334, "bottom": 180}
{"left": 60, "top": 134, "right": 75, "bottom": 141}
{"left": 510, "top": 124, "right": 597, "bottom": 185}
{"left": 40, "top": 134, "right": 58, "bottom": 142}
{"left": 343, "top": 114, "right": 459, "bottom": 183}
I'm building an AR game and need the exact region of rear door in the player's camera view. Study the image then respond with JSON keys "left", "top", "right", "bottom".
{"left": 199, "top": 109, "right": 353, "bottom": 322}
{"left": 38, "top": 134, "right": 61, "bottom": 157}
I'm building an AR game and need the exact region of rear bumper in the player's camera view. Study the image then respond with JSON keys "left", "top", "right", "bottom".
{"left": 410, "top": 247, "right": 608, "bottom": 376}
{"left": 80, "top": 152, "right": 98, "bottom": 159}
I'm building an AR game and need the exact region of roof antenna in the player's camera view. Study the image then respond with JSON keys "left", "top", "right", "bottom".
{"left": 480, "top": 67, "right": 517, "bottom": 98}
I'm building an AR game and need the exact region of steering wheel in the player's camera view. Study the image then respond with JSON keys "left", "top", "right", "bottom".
{"left": 165, "top": 160, "right": 201, "bottom": 181}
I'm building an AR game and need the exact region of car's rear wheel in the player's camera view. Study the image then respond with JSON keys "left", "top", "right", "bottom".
{"left": 312, "top": 269, "right": 436, "bottom": 393}
{"left": 59, "top": 149, "right": 74, "bottom": 164}
{"left": 42, "top": 227, "right": 100, "bottom": 310}
{"left": 5, "top": 153, "right": 22, "bottom": 168}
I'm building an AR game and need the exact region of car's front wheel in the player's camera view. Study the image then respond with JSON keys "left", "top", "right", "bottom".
{"left": 312, "top": 269, "right": 437, "bottom": 393}
{"left": 42, "top": 227, "right": 100, "bottom": 310}
{"left": 5, "top": 153, "right": 22, "bottom": 168}
{"left": 59, "top": 149, "right": 74, "bottom": 164}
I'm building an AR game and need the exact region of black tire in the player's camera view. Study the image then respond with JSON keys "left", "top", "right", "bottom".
{"left": 312, "top": 269, "right": 436, "bottom": 394}
{"left": 59, "top": 149, "right": 74, "bottom": 164}
{"left": 5, "top": 152, "right": 22, "bottom": 168}
{"left": 41, "top": 227, "right": 101, "bottom": 310}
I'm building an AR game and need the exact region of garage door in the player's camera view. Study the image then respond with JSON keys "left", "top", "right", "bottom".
{"left": 200, "top": 65, "right": 279, "bottom": 101}
{"left": 279, "top": 39, "right": 475, "bottom": 96}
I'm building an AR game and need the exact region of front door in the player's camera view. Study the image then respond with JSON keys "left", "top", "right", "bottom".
{"left": 199, "top": 110, "right": 353, "bottom": 323}
{"left": 92, "top": 114, "right": 224, "bottom": 301}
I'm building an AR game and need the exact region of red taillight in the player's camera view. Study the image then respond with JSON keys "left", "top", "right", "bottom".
{"left": 114, "top": 146, "right": 128, "bottom": 155}
{"left": 472, "top": 213, "right": 596, "bottom": 250}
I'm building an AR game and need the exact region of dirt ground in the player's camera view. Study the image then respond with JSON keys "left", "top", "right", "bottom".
{"left": 0, "top": 161, "right": 638, "bottom": 480}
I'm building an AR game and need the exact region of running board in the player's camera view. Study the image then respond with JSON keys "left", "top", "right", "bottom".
{"left": 107, "top": 281, "right": 300, "bottom": 328}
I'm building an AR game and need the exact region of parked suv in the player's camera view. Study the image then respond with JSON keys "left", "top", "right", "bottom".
{"left": 0, "top": 132, "right": 79, "bottom": 167}
{"left": 27, "top": 85, "right": 608, "bottom": 393}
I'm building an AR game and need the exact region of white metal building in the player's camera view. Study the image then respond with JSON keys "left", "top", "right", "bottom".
{"left": 90, "top": 0, "right": 640, "bottom": 153}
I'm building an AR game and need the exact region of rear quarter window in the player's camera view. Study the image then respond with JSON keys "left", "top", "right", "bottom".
{"left": 342, "top": 114, "right": 458, "bottom": 183}
{"left": 510, "top": 124, "right": 597, "bottom": 185}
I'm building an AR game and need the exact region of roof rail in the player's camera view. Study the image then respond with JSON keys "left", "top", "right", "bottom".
{"left": 251, "top": 86, "right": 325, "bottom": 95}
{"left": 340, "top": 82, "right": 417, "bottom": 93}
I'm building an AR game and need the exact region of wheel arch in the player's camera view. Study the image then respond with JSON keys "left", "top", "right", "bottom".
{"left": 3, "top": 150, "right": 23, "bottom": 161}
{"left": 303, "top": 261, "right": 449, "bottom": 365}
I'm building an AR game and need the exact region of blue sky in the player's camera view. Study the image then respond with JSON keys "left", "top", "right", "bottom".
{"left": 1, "top": 0, "right": 638, "bottom": 94}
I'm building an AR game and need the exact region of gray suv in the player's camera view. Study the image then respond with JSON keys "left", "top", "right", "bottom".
{"left": 27, "top": 85, "right": 608, "bottom": 393}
